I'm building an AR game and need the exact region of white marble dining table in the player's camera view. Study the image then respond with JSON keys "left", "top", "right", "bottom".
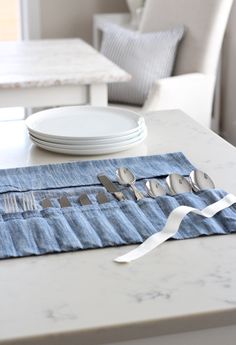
{"left": 0, "top": 39, "right": 130, "bottom": 108}
{"left": 0, "top": 109, "right": 236, "bottom": 345}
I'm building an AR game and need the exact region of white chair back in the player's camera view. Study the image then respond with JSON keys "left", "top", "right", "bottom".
{"left": 139, "top": 0, "right": 233, "bottom": 75}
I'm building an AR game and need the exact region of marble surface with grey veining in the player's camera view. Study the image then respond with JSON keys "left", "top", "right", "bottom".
{"left": 0, "top": 39, "right": 130, "bottom": 88}
{"left": 0, "top": 110, "right": 236, "bottom": 345}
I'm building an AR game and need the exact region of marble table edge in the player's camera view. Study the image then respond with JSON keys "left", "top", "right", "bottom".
{"left": 1, "top": 308, "right": 235, "bottom": 345}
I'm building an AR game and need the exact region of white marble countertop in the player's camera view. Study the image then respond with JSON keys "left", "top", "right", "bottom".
{"left": 0, "top": 110, "right": 236, "bottom": 345}
{"left": 0, "top": 39, "right": 130, "bottom": 88}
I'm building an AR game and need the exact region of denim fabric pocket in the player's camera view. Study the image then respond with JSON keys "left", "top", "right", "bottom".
{"left": 0, "top": 152, "right": 235, "bottom": 260}
{"left": 41, "top": 208, "right": 82, "bottom": 251}
{"left": 23, "top": 211, "right": 61, "bottom": 254}
{"left": 2, "top": 212, "right": 40, "bottom": 256}
{"left": 0, "top": 215, "right": 17, "bottom": 258}
{"left": 196, "top": 189, "right": 236, "bottom": 235}
{"left": 79, "top": 203, "right": 126, "bottom": 247}
{"left": 132, "top": 189, "right": 236, "bottom": 241}
{"left": 119, "top": 200, "right": 157, "bottom": 240}
{"left": 0, "top": 187, "right": 235, "bottom": 260}
{"left": 96, "top": 201, "right": 143, "bottom": 243}
{"left": 136, "top": 197, "right": 173, "bottom": 234}
{"left": 60, "top": 207, "right": 103, "bottom": 249}
{"left": 173, "top": 190, "right": 232, "bottom": 238}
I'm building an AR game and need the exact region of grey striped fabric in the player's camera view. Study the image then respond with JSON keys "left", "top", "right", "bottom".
{"left": 101, "top": 24, "right": 185, "bottom": 106}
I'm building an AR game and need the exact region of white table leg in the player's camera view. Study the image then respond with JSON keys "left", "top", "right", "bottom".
{"left": 89, "top": 83, "right": 108, "bottom": 106}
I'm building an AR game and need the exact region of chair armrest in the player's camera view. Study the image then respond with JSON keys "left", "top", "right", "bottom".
{"left": 143, "top": 73, "right": 215, "bottom": 128}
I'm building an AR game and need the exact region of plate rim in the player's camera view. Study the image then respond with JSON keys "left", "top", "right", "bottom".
{"left": 29, "top": 128, "right": 146, "bottom": 149}
{"left": 26, "top": 106, "right": 145, "bottom": 140}
{"left": 30, "top": 129, "right": 147, "bottom": 155}
{"left": 28, "top": 123, "right": 146, "bottom": 145}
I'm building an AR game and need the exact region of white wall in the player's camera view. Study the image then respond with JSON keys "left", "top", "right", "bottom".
{"left": 40, "top": 0, "right": 127, "bottom": 43}
{"left": 221, "top": 1, "right": 236, "bottom": 146}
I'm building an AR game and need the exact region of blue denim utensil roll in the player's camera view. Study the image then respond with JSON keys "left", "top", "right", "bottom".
{"left": 0, "top": 152, "right": 235, "bottom": 259}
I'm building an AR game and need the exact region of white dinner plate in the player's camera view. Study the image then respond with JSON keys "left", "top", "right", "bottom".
{"left": 28, "top": 122, "right": 146, "bottom": 145}
{"left": 30, "top": 129, "right": 147, "bottom": 155}
{"left": 30, "top": 125, "right": 146, "bottom": 150}
{"left": 29, "top": 127, "right": 146, "bottom": 149}
{"left": 26, "top": 106, "right": 145, "bottom": 140}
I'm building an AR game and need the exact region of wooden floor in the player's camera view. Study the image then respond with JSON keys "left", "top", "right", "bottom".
{"left": 0, "top": 0, "right": 19, "bottom": 40}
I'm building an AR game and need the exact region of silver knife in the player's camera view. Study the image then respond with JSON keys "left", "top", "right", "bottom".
{"left": 41, "top": 198, "right": 53, "bottom": 208}
{"left": 78, "top": 193, "right": 92, "bottom": 206}
{"left": 96, "top": 192, "right": 109, "bottom": 204}
{"left": 97, "top": 174, "right": 125, "bottom": 201}
{"left": 59, "top": 196, "right": 71, "bottom": 208}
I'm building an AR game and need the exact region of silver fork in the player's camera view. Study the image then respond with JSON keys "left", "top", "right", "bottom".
{"left": 4, "top": 193, "right": 19, "bottom": 213}
{"left": 22, "top": 192, "right": 37, "bottom": 211}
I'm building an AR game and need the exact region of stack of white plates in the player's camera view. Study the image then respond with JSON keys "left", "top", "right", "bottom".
{"left": 26, "top": 106, "right": 147, "bottom": 155}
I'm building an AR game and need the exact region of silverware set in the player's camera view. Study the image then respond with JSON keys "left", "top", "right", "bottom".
{"left": 42, "top": 191, "right": 110, "bottom": 209}
{"left": 4, "top": 192, "right": 37, "bottom": 213}
{"left": 2, "top": 169, "right": 215, "bottom": 214}
{"left": 3, "top": 190, "right": 111, "bottom": 214}
{"left": 146, "top": 179, "right": 166, "bottom": 198}
{"left": 97, "top": 174, "right": 125, "bottom": 201}
{"left": 166, "top": 171, "right": 215, "bottom": 195}
{"left": 98, "top": 168, "right": 216, "bottom": 201}
{"left": 116, "top": 167, "right": 144, "bottom": 201}
{"left": 4, "top": 193, "right": 19, "bottom": 213}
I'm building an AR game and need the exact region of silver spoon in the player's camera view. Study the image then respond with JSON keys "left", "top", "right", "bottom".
{"left": 189, "top": 170, "right": 215, "bottom": 192}
{"left": 146, "top": 179, "right": 166, "bottom": 198}
{"left": 116, "top": 167, "right": 144, "bottom": 201}
{"left": 166, "top": 173, "right": 192, "bottom": 195}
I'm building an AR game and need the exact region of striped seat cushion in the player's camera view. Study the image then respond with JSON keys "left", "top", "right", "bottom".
{"left": 100, "top": 24, "right": 185, "bottom": 106}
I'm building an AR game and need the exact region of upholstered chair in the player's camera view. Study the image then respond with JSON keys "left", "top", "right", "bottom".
{"left": 99, "top": 0, "right": 233, "bottom": 129}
